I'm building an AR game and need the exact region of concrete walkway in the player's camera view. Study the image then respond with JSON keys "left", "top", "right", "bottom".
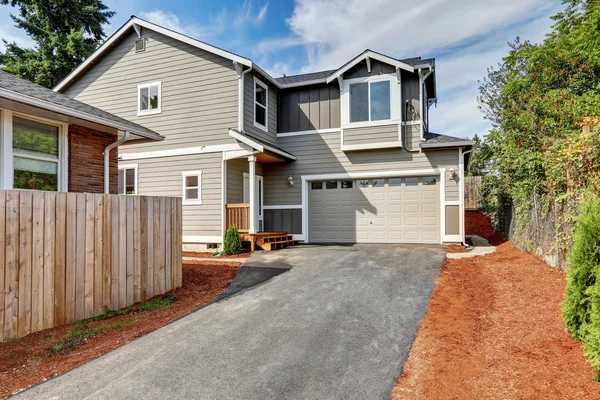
{"left": 15, "top": 244, "right": 445, "bottom": 400}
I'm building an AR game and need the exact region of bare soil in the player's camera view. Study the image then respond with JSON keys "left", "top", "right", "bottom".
{"left": 0, "top": 261, "right": 240, "bottom": 398}
{"left": 392, "top": 212, "right": 599, "bottom": 399}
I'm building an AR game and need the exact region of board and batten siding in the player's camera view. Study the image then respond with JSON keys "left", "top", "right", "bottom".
{"left": 278, "top": 83, "right": 341, "bottom": 133}
{"left": 263, "top": 132, "right": 460, "bottom": 206}
{"left": 62, "top": 28, "right": 240, "bottom": 152}
{"left": 343, "top": 124, "right": 399, "bottom": 146}
{"left": 123, "top": 152, "right": 222, "bottom": 237}
{"left": 243, "top": 71, "right": 278, "bottom": 146}
{"left": 226, "top": 158, "right": 264, "bottom": 204}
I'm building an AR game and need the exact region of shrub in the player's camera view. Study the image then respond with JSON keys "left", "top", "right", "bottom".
{"left": 563, "top": 191, "right": 600, "bottom": 379}
{"left": 223, "top": 225, "right": 243, "bottom": 255}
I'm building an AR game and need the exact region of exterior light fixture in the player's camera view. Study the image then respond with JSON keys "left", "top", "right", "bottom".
{"left": 288, "top": 175, "right": 294, "bottom": 186}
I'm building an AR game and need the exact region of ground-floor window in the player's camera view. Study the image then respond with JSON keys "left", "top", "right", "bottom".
{"left": 0, "top": 109, "right": 68, "bottom": 191}
{"left": 182, "top": 170, "right": 202, "bottom": 205}
{"left": 118, "top": 164, "right": 138, "bottom": 195}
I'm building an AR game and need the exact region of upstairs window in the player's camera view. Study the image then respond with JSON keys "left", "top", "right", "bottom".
{"left": 138, "top": 81, "right": 161, "bottom": 116}
{"left": 182, "top": 171, "right": 202, "bottom": 205}
{"left": 118, "top": 164, "right": 138, "bottom": 195}
{"left": 350, "top": 80, "right": 391, "bottom": 123}
{"left": 254, "top": 77, "right": 268, "bottom": 132}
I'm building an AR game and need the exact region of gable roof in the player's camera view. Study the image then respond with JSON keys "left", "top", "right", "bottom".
{"left": 228, "top": 128, "right": 296, "bottom": 161}
{"left": 54, "top": 16, "right": 256, "bottom": 92}
{"left": 325, "top": 49, "right": 425, "bottom": 84}
{"left": 55, "top": 16, "right": 435, "bottom": 93}
{"left": 0, "top": 70, "right": 163, "bottom": 141}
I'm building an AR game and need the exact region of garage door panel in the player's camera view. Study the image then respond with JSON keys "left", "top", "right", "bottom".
{"left": 309, "top": 176, "right": 440, "bottom": 244}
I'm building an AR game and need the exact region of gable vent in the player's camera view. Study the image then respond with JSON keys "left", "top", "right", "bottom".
{"left": 135, "top": 38, "right": 146, "bottom": 53}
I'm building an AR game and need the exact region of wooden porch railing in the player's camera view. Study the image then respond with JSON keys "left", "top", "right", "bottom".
{"left": 226, "top": 203, "right": 250, "bottom": 233}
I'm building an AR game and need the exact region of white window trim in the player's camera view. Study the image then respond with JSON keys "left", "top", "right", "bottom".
{"left": 253, "top": 76, "right": 268, "bottom": 133}
{"left": 1, "top": 108, "right": 69, "bottom": 192}
{"left": 137, "top": 81, "right": 162, "bottom": 116}
{"left": 341, "top": 74, "right": 400, "bottom": 128}
{"left": 118, "top": 163, "right": 138, "bottom": 195}
{"left": 182, "top": 170, "right": 202, "bottom": 205}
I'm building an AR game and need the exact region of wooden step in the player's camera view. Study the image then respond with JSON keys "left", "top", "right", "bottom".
{"left": 260, "top": 239, "right": 299, "bottom": 251}
{"left": 257, "top": 235, "right": 293, "bottom": 245}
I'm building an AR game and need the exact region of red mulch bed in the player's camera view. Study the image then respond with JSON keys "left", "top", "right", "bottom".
{"left": 392, "top": 212, "right": 599, "bottom": 399}
{"left": 0, "top": 260, "right": 240, "bottom": 398}
{"left": 182, "top": 250, "right": 252, "bottom": 259}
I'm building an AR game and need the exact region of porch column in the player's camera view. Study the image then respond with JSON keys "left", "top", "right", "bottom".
{"left": 248, "top": 155, "right": 256, "bottom": 234}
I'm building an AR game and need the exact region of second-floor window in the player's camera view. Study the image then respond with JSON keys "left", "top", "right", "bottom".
{"left": 138, "top": 81, "right": 162, "bottom": 116}
{"left": 350, "top": 80, "right": 391, "bottom": 123}
{"left": 254, "top": 77, "right": 268, "bottom": 132}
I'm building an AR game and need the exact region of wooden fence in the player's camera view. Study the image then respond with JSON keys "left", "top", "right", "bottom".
{"left": 0, "top": 190, "right": 182, "bottom": 342}
{"left": 464, "top": 176, "right": 483, "bottom": 210}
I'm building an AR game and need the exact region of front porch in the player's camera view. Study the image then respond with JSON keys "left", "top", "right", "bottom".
{"left": 225, "top": 203, "right": 298, "bottom": 251}
{"left": 224, "top": 130, "right": 298, "bottom": 251}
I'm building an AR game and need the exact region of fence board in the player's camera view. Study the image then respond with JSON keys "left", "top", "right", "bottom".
{"left": 465, "top": 176, "right": 483, "bottom": 210}
{"left": 0, "top": 190, "right": 182, "bottom": 341}
{"left": 18, "top": 191, "right": 33, "bottom": 337}
{"left": 31, "top": 191, "right": 44, "bottom": 333}
{"left": 4, "top": 191, "right": 19, "bottom": 339}
{"left": 94, "top": 194, "right": 104, "bottom": 316}
{"left": 44, "top": 192, "right": 56, "bottom": 330}
{"left": 133, "top": 196, "right": 141, "bottom": 303}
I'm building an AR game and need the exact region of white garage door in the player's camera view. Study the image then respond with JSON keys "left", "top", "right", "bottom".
{"left": 308, "top": 176, "right": 440, "bottom": 244}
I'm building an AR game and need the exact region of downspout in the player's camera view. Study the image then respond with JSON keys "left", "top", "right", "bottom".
{"left": 103, "top": 130, "right": 130, "bottom": 194}
{"left": 460, "top": 148, "right": 474, "bottom": 245}
{"left": 237, "top": 64, "right": 253, "bottom": 131}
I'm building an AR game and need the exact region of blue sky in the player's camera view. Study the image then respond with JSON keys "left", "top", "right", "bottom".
{"left": 0, "top": 0, "right": 563, "bottom": 138}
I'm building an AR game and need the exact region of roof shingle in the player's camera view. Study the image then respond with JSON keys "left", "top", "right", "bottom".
{"left": 0, "top": 70, "right": 162, "bottom": 140}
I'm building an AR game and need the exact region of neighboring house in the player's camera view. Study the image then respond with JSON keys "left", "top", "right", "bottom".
{"left": 54, "top": 16, "right": 474, "bottom": 250}
{"left": 0, "top": 70, "right": 162, "bottom": 193}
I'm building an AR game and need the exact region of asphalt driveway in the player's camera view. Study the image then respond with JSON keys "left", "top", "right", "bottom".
{"left": 15, "top": 244, "right": 445, "bottom": 400}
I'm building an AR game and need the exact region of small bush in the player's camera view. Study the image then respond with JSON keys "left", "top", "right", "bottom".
{"left": 223, "top": 225, "right": 243, "bottom": 255}
{"left": 563, "top": 191, "right": 600, "bottom": 379}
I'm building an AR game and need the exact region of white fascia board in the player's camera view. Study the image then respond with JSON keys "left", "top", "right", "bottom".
{"left": 0, "top": 87, "right": 161, "bottom": 141}
{"left": 341, "top": 141, "right": 402, "bottom": 152}
{"left": 301, "top": 168, "right": 441, "bottom": 182}
{"left": 326, "top": 51, "right": 415, "bottom": 84}
{"left": 120, "top": 143, "right": 245, "bottom": 161}
{"left": 54, "top": 16, "right": 253, "bottom": 92}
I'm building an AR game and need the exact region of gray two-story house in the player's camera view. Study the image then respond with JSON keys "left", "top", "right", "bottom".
{"left": 55, "top": 16, "right": 473, "bottom": 251}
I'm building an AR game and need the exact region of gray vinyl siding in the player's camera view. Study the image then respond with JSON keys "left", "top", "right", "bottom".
{"left": 243, "top": 71, "right": 277, "bottom": 145}
{"left": 62, "top": 28, "right": 239, "bottom": 152}
{"left": 343, "top": 60, "right": 395, "bottom": 79}
{"left": 343, "top": 124, "right": 398, "bottom": 146}
{"left": 278, "top": 83, "right": 340, "bottom": 133}
{"left": 226, "top": 158, "right": 264, "bottom": 204}
{"left": 263, "top": 132, "right": 460, "bottom": 205}
{"left": 403, "top": 124, "right": 421, "bottom": 151}
{"left": 124, "top": 152, "right": 223, "bottom": 237}
{"left": 445, "top": 170, "right": 460, "bottom": 201}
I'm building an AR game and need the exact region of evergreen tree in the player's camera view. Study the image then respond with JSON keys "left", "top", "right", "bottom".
{"left": 0, "top": 0, "right": 115, "bottom": 88}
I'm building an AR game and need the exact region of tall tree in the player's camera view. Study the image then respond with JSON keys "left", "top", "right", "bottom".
{"left": 0, "top": 0, "right": 115, "bottom": 88}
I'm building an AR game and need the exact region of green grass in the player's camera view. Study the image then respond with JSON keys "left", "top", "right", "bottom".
{"left": 140, "top": 295, "right": 177, "bottom": 311}
{"left": 48, "top": 295, "right": 176, "bottom": 353}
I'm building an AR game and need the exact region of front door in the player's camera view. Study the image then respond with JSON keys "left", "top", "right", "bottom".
{"left": 243, "top": 173, "right": 264, "bottom": 232}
